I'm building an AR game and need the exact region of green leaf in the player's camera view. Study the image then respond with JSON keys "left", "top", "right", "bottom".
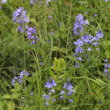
{"left": 2, "top": 93, "right": 20, "bottom": 100}
{"left": 2, "top": 94, "right": 11, "bottom": 99}
{"left": 51, "top": 58, "right": 66, "bottom": 73}
{"left": 11, "top": 93, "right": 21, "bottom": 99}
{"left": 7, "top": 101, "right": 15, "bottom": 110}
{"left": 11, "top": 83, "right": 21, "bottom": 92}
{"left": 51, "top": 46, "right": 67, "bottom": 53}
{"left": 94, "top": 79, "right": 106, "bottom": 87}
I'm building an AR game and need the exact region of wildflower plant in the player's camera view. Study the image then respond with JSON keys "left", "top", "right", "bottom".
{"left": 1, "top": 0, "right": 110, "bottom": 110}
{"left": 43, "top": 58, "right": 75, "bottom": 106}
{"left": 104, "top": 59, "right": 110, "bottom": 78}
{"left": 25, "top": 26, "right": 38, "bottom": 44}
{"left": 43, "top": 78, "right": 75, "bottom": 106}
{"left": 12, "top": 7, "right": 29, "bottom": 33}
{"left": 11, "top": 70, "right": 29, "bottom": 86}
{"left": 73, "top": 14, "right": 89, "bottom": 35}
{"left": 74, "top": 30, "right": 104, "bottom": 61}
{"left": 43, "top": 79, "right": 57, "bottom": 106}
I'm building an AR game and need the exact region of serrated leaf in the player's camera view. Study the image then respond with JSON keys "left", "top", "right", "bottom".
{"left": 51, "top": 58, "right": 66, "bottom": 73}
{"left": 11, "top": 93, "right": 21, "bottom": 99}
{"left": 2, "top": 94, "right": 11, "bottom": 99}
{"left": 2, "top": 93, "right": 20, "bottom": 100}
{"left": 11, "top": 83, "right": 21, "bottom": 92}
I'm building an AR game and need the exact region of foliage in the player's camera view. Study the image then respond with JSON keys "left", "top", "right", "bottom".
{"left": 0, "top": 0, "right": 110, "bottom": 110}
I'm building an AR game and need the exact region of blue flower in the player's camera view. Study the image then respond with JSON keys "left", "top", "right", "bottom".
{"left": 25, "top": 26, "right": 38, "bottom": 44}
{"left": 93, "top": 42, "right": 98, "bottom": 46}
{"left": 95, "top": 30, "right": 104, "bottom": 40}
{"left": 103, "top": 59, "right": 110, "bottom": 78}
{"left": 82, "top": 35, "right": 93, "bottom": 44}
{"left": 45, "top": 102, "right": 49, "bottom": 106}
{"left": 104, "top": 59, "right": 109, "bottom": 63}
{"left": 73, "top": 14, "right": 89, "bottom": 35}
{"left": 11, "top": 70, "right": 29, "bottom": 86}
{"left": 87, "top": 47, "right": 92, "bottom": 51}
{"left": 74, "top": 29, "right": 104, "bottom": 61}
{"left": 59, "top": 95, "right": 64, "bottom": 100}
{"left": 18, "top": 26, "right": 25, "bottom": 33}
{"left": 68, "top": 99, "right": 73, "bottom": 103}
{"left": 30, "top": 1, "right": 34, "bottom": 5}
{"left": 76, "top": 57, "right": 82, "bottom": 61}
{"left": 50, "top": 89, "right": 55, "bottom": 93}
{"left": 19, "top": 70, "right": 29, "bottom": 78}
{"left": 13, "top": 7, "right": 29, "bottom": 24}
{"left": 1, "top": 0, "right": 7, "bottom": 3}
{"left": 45, "top": 79, "right": 57, "bottom": 89}
{"left": 60, "top": 90, "right": 65, "bottom": 95}
{"left": 104, "top": 64, "right": 110, "bottom": 68}
{"left": 30, "top": 0, "right": 36, "bottom": 5}
{"left": 12, "top": 7, "right": 29, "bottom": 33}
{"left": 67, "top": 90, "right": 75, "bottom": 96}
{"left": 74, "top": 39, "right": 84, "bottom": 47}
{"left": 75, "top": 47, "right": 83, "bottom": 54}
{"left": 63, "top": 82, "right": 73, "bottom": 90}
{"left": 48, "top": 89, "right": 55, "bottom": 95}
{"left": 43, "top": 95, "right": 50, "bottom": 100}
{"left": 104, "top": 69, "right": 108, "bottom": 73}
{"left": 52, "top": 98, "right": 56, "bottom": 102}
{"left": 94, "top": 14, "right": 97, "bottom": 17}
{"left": 104, "top": 0, "right": 109, "bottom": 2}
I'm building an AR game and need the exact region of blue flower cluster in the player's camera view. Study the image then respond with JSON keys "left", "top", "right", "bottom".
{"left": 12, "top": 8, "right": 39, "bottom": 44}
{"left": 43, "top": 79, "right": 56, "bottom": 106}
{"left": 60, "top": 82, "right": 75, "bottom": 103}
{"left": 43, "top": 79, "right": 75, "bottom": 106}
{"left": 25, "top": 26, "right": 38, "bottom": 45}
{"left": 74, "top": 30, "right": 104, "bottom": 61}
{"left": 45, "top": 79, "right": 57, "bottom": 88}
{"left": 73, "top": 14, "right": 104, "bottom": 61}
{"left": 104, "top": 59, "right": 110, "bottom": 78}
{"left": 11, "top": 70, "right": 29, "bottom": 86}
{"left": 73, "top": 14, "right": 89, "bottom": 35}
{"left": 12, "top": 7, "right": 29, "bottom": 33}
